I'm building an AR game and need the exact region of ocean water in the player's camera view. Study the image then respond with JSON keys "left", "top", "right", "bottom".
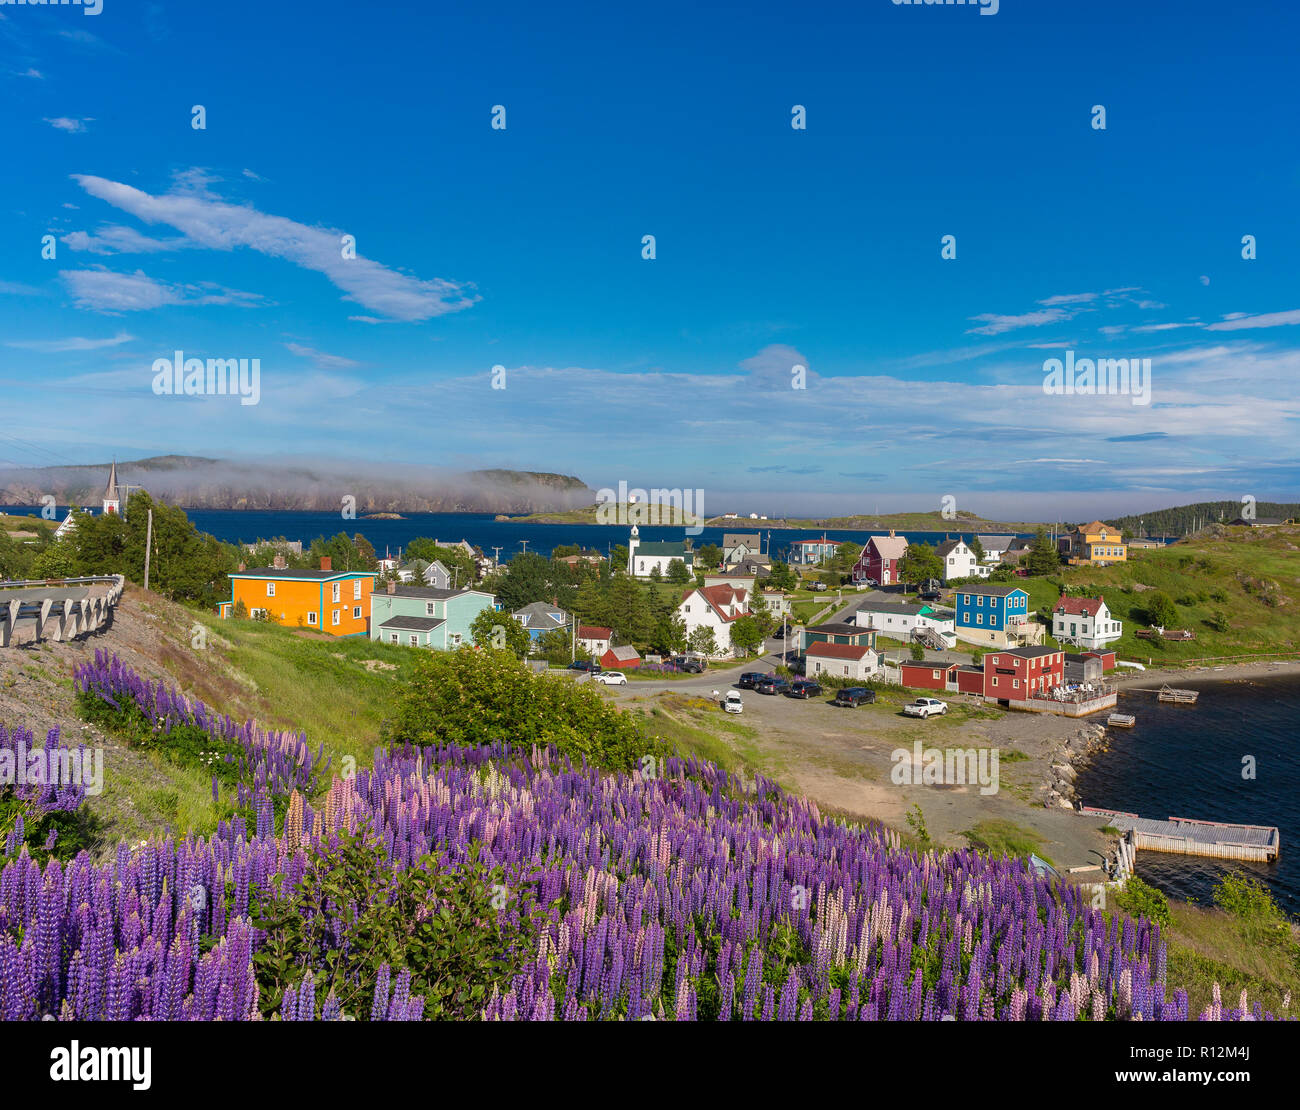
{"left": 1074, "top": 673, "right": 1300, "bottom": 918}
{"left": 4, "top": 506, "right": 1038, "bottom": 562}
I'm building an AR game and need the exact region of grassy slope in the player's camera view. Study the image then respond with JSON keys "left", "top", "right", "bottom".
{"left": 1025, "top": 524, "right": 1300, "bottom": 663}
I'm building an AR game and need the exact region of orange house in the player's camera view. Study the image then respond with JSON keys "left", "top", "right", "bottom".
{"left": 218, "top": 556, "right": 376, "bottom": 636}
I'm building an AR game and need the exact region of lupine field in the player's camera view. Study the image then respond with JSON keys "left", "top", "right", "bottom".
{"left": 0, "top": 652, "right": 1278, "bottom": 1021}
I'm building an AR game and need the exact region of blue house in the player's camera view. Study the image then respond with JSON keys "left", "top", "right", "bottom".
{"left": 954, "top": 585, "right": 1041, "bottom": 648}
{"left": 512, "top": 601, "right": 570, "bottom": 642}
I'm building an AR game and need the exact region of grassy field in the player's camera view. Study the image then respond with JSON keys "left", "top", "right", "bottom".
{"left": 0, "top": 512, "right": 55, "bottom": 537}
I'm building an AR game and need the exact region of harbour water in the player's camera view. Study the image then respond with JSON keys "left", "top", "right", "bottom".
{"left": 1076, "top": 673, "right": 1300, "bottom": 917}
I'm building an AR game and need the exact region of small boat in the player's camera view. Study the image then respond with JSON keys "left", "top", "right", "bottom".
{"left": 1107, "top": 713, "right": 1135, "bottom": 728}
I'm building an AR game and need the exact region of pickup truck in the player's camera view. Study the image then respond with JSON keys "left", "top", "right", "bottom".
{"left": 902, "top": 697, "right": 948, "bottom": 718}
{"left": 833, "top": 687, "right": 876, "bottom": 708}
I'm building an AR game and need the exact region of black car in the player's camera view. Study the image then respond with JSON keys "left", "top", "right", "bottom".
{"left": 785, "top": 680, "right": 823, "bottom": 699}
{"left": 737, "top": 672, "right": 768, "bottom": 689}
{"left": 754, "top": 676, "right": 790, "bottom": 695}
{"left": 772, "top": 626, "right": 786, "bottom": 639}
{"left": 833, "top": 686, "right": 876, "bottom": 707}
{"left": 567, "top": 659, "right": 601, "bottom": 672}
{"left": 672, "top": 656, "right": 707, "bottom": 673}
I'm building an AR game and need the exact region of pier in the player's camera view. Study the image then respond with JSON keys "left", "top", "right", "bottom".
{"left": 1081, "top": 807, "right": 1280, "bottom": 863}
{"left": 1157, "top": 684, "right": 1199, "bottom": 704}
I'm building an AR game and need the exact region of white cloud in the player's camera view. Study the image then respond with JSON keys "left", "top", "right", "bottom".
{"left": 1205, "top": 309, "right": 1300, "bottom": 331}
{"left": 966, "top": 308, "right": 1070, "bottom": 335}
{"left": 284, "top": 342, "right": 361, "bottom": 370}
{"left": 1038, "top": 293, "right": 1099, "bottom": 306}
{"left": 6, "top": 332, "right": 135, "bottom": 353}
{"left": 61, "top": 268, "right": 262, "bottom": 312}
{"left": 70, "top": 172, "right": 479, "bottom": 322}
{"left": 63, "top": 225, "right": 193, "bottom": 255}
{"left": 44, "top": 117, "right": 91, "bottom": 133}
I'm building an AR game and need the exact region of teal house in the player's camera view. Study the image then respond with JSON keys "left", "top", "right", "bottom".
{"left": 369, "top": 583, "right": 496, "bottom": 649}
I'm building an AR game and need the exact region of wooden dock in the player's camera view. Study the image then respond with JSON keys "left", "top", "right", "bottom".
{"left": 1107, "top": 713, "right": 1135, "bottom": 728}
{"left": 1157, "top": 684, "right": 1199, "bottom": 704}
{"left": 1081, "top": 808, "right": 1279, "bottom": 862}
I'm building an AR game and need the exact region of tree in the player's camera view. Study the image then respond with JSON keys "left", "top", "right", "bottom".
{"left": 910, "top": 641, "right": 926, "bottom": 661}
{"left": 1205, "top": 610, "right": 1230, "bottom": 633}
{"left": 649, "top": 564, "right": 663, "bottom": 582}
{"left": 729, "top": 615, "right": 765, "bottom": 657}
{"left": 666, "top": 558, "right": 690, "bottom": 584}
{"left": 696, "top": 543, "right": 722, "bottom": 569}
{"left": 469, "top": 607, "right": 532, "bottom": 658}
{"left": 611, "top": 545, "right": 629, "bottom": 574}
{"left": 967, "top": 535, "right": 985, "bottom": 562}
{"left": 687, "top": 626, "right": 718, "bottom": 657}
{"left": 1025, "top": 527, "right": 1062, "bottom": 577}
{"left": 762, "top": 561, "right": 797, "bottom": 591}
{"left": 1144, "top": 592, "right": 1178, "bottom": 629}
{"left": 552, "top": 544, "right": 581, "bottom": 558}
{"left": 898, "top": 543, "right": 943, "bottom": 587}
{"left": 832, "top": 542, "right": 860, "bottom": 575}
{"left": 32, "top": 540, "right": 77, "bottom": 580}
{"left": 492, "top": 551, "right": 554, "bottom": 612}
{"left": 536, "top": 625, "right": 576, "bottom": 666}
{"left": 232, "top": 598, "right": 249, "bottom": 619}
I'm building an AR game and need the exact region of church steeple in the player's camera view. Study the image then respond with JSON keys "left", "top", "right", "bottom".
{"left": 102, "top": 460, "right": 122, "bottom": 515}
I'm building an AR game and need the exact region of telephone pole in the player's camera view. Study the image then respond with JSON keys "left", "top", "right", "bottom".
{"left": 143, "top": 508, "right": 153, "bottom": 591}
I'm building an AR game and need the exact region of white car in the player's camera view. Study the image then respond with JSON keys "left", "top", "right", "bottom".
{"left": 903, "top": 697, "right": 948, "bottom": 719}
{"left": 594, "top": 671, "right": 628, "bottom": 686}
{"left": 723, "top": 691, "right": 744, "bottom": 714}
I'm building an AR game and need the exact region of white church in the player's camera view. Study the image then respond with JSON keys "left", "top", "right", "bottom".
{"left": 54, "top": 462, "right": 124, "bottom": 539}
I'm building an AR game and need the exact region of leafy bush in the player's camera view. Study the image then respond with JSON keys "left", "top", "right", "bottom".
{"left": 1205, "top": 611, "right": 1230, "bottom": 633}
{"left": 1113, "top": 875, "right": 1172, "bottom": 928}
{"left": 250, "top": 827, "right": 551, "bottom": 1020}
{"left": 385, "top": 647, "right": 665, "bottom": 772}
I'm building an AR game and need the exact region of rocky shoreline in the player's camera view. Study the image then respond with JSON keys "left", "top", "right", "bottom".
{"left": 1036, "top": 720, "right": 1110, "bottom": 811}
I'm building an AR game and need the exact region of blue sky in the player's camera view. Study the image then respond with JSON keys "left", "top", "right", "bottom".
{"left": 2, "top": 0, "right": 1299, "bottom": 519}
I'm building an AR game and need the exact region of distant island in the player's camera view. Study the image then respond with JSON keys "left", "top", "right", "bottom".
{"left": 362, "top": 512, "right": 405, "bottom": 520}
{"left": 500, "top": 505, "right": 1050, "bottom": 532}
{"left": 0, "top": 456, "right": 595, "bottom": 516}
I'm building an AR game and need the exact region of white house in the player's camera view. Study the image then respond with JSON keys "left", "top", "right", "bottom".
{"left": 975, "top": 535, "right": 1016, "bottom": 565}
{"left": 627, "top": 526, "right": 695, "bottom": 578}
{"left": 805, "top": 642, "right": 881, "bottom": 681}
{"left": 577, "top": 624, "right": 613, "bottom": 657}
{"left": 398, "top": 559, "right": 452, "bottom": 589}
{"left": 1052, "top": 596, "right": 1122, "bottom": 650}
{"left": 721, "top": 532, "right": 763, "bottom": 565}
{"left": 677, "top": 583, "right": 749, "bottom": 657}
{"left": 854, "top": 601, "right": 956, "bottom": 647}
{"left": 934, "top": 539, "right": 980, "bottom": 581}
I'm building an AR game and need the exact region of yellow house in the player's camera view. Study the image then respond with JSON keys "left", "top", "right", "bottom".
{"left": 1063, "top": 521, "right": 1127, "bottom": 566}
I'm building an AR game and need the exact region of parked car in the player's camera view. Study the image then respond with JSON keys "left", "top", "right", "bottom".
{"left": 737, "top": 671, "right": 767, "bottom": 689}
{"left": 722, "top": 691, "right": 743, "bottom": 714}
{"left": 903, "top": 697, "right": 949, "bottom": 718}
{"left": 594, "top": 670, "right": 627, "bottom": 686}
{"left": 754, "top": 676, "right": 790, "bottom": 696}
{"left": 772, "top": 626, "right": 786, "bottom": 639}
{"left": 808, "top": 581, "right": 829, "bottom": 592}
{"left": 833, "top": 686, "right": 876, "bottom": 707}
{"left": 785, "top": 679, "right": 823, "bottom": 699}
{"left": 567, "top": 659, "right": 601, "bottom": 672}
{"left": 672, "top": 656, "right": 707, "bottom": 673}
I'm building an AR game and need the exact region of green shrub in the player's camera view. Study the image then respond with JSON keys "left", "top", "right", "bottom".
{"left": 385, "top": 647, "right": 665, "bottom": 772}
{"left": 1113, "top": 874, "right": 1172, "bottom": 928}
{"left": 248, "top": 828, "right": 553, "bottom": 1020}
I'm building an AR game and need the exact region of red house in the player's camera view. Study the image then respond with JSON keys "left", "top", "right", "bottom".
{"left": 600, "top": 645, "right": 641, "bottom": 670}
{"left": 851, "top": 532, "right": 909, "bottom": 586}
{"left": 899, "top": 660, "right": 958, "bottom": 691}
{"left": 1082, "top": 649, "right": 1116, "bottom": 671}
{"left": 983, "top": 646, "right": 1064, "bottom": 702}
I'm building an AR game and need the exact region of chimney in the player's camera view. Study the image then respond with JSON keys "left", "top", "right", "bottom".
{"left": 320, "top": 556, "right": 332, "bottom": 572}
{"left": 386, "top": 579, "right": 396, "bottom": 595}
{"left": 272, "top": 554, "right": 286, "bottom": 570}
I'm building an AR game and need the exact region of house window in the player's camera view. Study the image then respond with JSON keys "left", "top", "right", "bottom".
{"left": 843, "top": 666, "right": 850, "bottom": 676}
{"left": 353, "top": 580, "right": 362, "bottom": 600}
{"left": 266, "top": 582, "right": 276, "bottom": 597}
{"left": 390, "top": 633, "right": 399, "bottom": 643}
{"left": 410, "top": 635, "right": 419, "bottom": 647}
{"left": 427, "top": 602, "right": 435, "bottom": 616}
{"left": 932, "top": 670, "right": 941, "bottom": 680}
{"left": 990, "top": 656, "right": 999, "bottom": 664}
{"left": 332, "top": 582, "right": 341, "bottom": 603}
{"left": 307, "top": 612, "right": 317, "bottom": 625}
{"left": 450, "top": 634, "right": 461, "bottom": 646}
{"left": 250, "top": 608, "right": 267, "bottom": 619}
{"left": 1013, "top": 679, "right": 1019, "bottom": 689}
{"left": 992, "top": 677, "right": 999, "bottom": 687}
{"left": 976, "top": 614, "right": 983, "bottom": 625}
{"left": 353, "top": 606, "right": 362, "bottom": 619}
{"left": 332, "top": 610, "right": 341, "bottom": 626}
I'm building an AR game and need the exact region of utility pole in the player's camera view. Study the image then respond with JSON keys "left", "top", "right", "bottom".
{"left": 520, "top": 540, "right": 529, "bottom": 555}
{"left": 143, "top": 508, "right": 153, "bottom": 591}
{"left": 491, "top": 546, "right": 503, "bottom": 566}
